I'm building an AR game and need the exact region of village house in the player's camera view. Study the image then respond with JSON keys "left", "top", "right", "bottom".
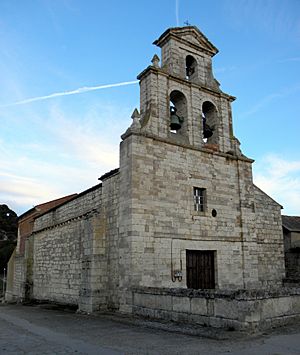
{"left": 6, "top": 26, "right": 300, "bottom": 330}
{"left": 282, "top": 215, "right": 300, "bottom": 284}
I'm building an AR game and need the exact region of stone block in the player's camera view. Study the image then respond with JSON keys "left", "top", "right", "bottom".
{"left": 261, "top": 297, "right": 292, "bottom": 319}
{"left": 172, "top": 296, "right": 190, "bottom": 313}
{"left": 190, "top": 297, "right": 207, "bottom": 315}
{"left": 214, "top": 299, "right": 240, "bottom": 320}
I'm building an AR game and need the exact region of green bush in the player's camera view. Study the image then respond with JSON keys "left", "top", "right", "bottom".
{"left": 0, "top": 241, "right": 16, "bottom": 274}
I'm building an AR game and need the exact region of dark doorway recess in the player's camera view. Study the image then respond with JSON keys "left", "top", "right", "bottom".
{"left": 186, "top": 250, "right": 215, "bottom": 289}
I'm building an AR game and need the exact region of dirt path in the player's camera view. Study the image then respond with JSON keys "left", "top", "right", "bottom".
{"left": 0, "top": 303, "right": 299, "bottom": 354}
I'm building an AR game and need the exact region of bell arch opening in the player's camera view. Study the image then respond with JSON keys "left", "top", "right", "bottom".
{"left": 169, "top": 90, "right": 187, "bottom": 135}
{"left": 186, "top": 55, "right": 197, "bottom": 81}
{"left": 202, "top": 101, "right": 218, "bottom": 144}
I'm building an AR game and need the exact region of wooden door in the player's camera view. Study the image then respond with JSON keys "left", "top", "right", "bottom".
{"left": 186, "top": 250, "right": 215, "bottom": 289}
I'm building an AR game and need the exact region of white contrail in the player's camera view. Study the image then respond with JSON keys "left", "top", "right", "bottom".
{"left": 176, "top": 0, "right": 179, "bottom": 26}
{"left": 1, "top": 80, "right": 139, "bottom": 107}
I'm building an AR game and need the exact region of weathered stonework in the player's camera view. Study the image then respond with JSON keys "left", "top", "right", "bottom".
{"left": 132, "top": 287, "right": 300, "bottom": 330}
{"left": 7, "top": 26, "right": 300, "bottom": 329}
{"left": 29, "top": 177, "right": 120, "bottom": 313}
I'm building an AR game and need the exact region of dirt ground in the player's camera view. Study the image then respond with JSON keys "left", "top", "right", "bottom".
{"left": 0, "top": 303, "right": 299, "bottom": 354}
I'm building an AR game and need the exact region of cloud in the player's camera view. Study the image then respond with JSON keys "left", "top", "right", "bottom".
{"left": 223, "top": 0, "right": 300, "bottom": 39}
{"left": 253, "top": 154, "right": 300, "bottom": 215}
{"left": 241, "top": 83, "right": 300, "bottom": 117}
{"left": 45, "top": 102, "right": 130, "bottom": 169}
{"left": 0, "top": 170, "right": 62, "bottom": 215}
{"left": 0, "top": 99, "right": 132, "bottom": 215}
{"left": 279, "top": 57, "right": 300, "bottom": 63}
{"left": 0, "top": 148, "right": 91, "bottom": 211}
{"left": 175, "top": 0, "right": 179, "bottom": 26}
{"left": 0, "top": 80, "right": 139, "bottom": 107}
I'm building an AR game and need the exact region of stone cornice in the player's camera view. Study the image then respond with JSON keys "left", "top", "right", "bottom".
{"left": 32, "top": 209, "right": 99, "bottom": 234}
{"left": 137, "top": 65, "right": 236, "bottom": 102}
{"left": 122, "top": 130, "right": 254, "bottom": 163}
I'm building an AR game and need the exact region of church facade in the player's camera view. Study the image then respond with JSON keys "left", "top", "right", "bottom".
{"left": 7, "top": 26, "right": 300, "bottom": 330}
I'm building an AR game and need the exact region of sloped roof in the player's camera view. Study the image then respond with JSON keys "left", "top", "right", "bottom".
{"left": 153, "top": 26, "right": 218, "bottom": 56}
{"left": 35, "top": 183, "right": 102, "bottom": 219}
{"left": 282, "top": 215, "right": 300, "bottom": 232}
{"left": 99, "top": 168, "right": 119, "bottom": 181}
{"left": 18, "top": 194, "right": 78, "bottom": 221}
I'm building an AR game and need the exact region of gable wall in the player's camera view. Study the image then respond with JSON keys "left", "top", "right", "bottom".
{"left": 254, "top": 186, "right": 285, "bottom": 287}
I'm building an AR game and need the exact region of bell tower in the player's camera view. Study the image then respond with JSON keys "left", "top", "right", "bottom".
{"left": 127, "top": 26, "right": 241, "bottom": 155}
{"left": 117, "top": 26, "right": 285, "bottom": 313}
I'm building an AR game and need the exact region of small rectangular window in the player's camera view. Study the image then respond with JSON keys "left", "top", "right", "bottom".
{"left": 193, "top": 187, "right": 206, "bottom": 212}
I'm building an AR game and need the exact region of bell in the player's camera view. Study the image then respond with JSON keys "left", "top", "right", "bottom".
{"left": 203, "top": 123, "right": 214, "bottom": 138}
{"left": 202, "top": 116, "right": 214, "bottom": 138}
{"left": 170, "top": 107, "right": 184, "bottom": 131}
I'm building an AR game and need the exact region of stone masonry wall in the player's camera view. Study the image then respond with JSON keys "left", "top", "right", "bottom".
{"left": 102, "top": 173, "right": 120, "bottom": 310}
{"left": 12, "top": 255, "right": 26, "bottom": 301}
{"left": 254, "top": 186, "right": 285, "bottom": 287}
{"left": 5, "top": 248, "right": 16, "bottom": 301}
{"left": 31, "top": 177, "right": 120, "bottom": 312}
{"left": 118, "top": 133, "right": 260, "bottom": 306}
{"left": 132, "top": 287, "right": 300, "bottom": 330}
{"left": 32, "top": 185, "right": 104, "bottom": 310}
{"left": 285, "top": 250, "right": 300, "bottom": 280}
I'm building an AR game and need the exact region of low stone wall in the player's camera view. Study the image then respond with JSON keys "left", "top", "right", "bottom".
{"left": 132, "top": 287, "right": 300, "bottom": 330}
{"left": 5, "top": 248, "right": 16, "bottom": 301}
{"left": 11, "top": 255, "right": 26, "bottom": 301}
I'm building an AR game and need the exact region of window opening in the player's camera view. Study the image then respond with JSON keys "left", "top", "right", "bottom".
{"left": 193, "top": 187, "right": 206, "bottom": 212}
{"left": 169, "top": 91, "right": 187, "bottom": 134}
{"left": 186, "top": 55, "right": 197, "bottom": 80}
{"left": 186, "top": 250, "right": 215, "bottom": 289}
{"left": 202, "top": 101, "right": 217, "bottom": 143}
{"left": 202, "top": 112, "right": 213, "bottom": 139}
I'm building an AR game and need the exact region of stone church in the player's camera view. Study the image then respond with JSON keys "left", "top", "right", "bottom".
{"left": 6, "top": 26, "right": 300, "bottom": 330}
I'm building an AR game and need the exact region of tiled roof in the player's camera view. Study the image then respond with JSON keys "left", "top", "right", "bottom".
{"left": 18, "top": 194, "right": 77, "bottom": 221}
{"left": 282, "top": 215, "right": 300, "bottom": 232}
{"left": 35, "top": 183, "right": 102, "bottom": 219}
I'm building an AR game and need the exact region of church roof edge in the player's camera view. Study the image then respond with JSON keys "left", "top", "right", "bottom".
{"left": 153, "top": 26, "right": 218, "bottom": 56}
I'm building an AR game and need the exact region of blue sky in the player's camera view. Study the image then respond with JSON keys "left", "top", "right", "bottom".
{"left": 0, "top": 0, "right": 300, "bottom": 216}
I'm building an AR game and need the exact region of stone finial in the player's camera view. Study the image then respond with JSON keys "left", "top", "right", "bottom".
{"left": 131, "top": 108, "right": 141, "bottom": 129}
{"left": 151, "top": 54, "right": 160, "bottom": 68}
{"left": 121, "top": 108, "right": 141, "bottom": 140}
{"left": 131, "top": 108, "right": 140, "bottom": 120}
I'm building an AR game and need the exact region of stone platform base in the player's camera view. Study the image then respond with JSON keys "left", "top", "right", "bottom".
{"left": 132, "top": 287, "right": 300, "bottom": 331}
